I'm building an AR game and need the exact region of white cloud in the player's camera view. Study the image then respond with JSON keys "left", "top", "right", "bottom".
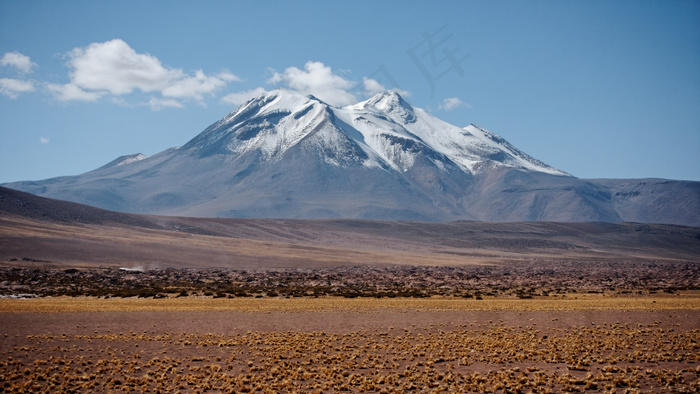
{"left": 221, "top": 87, "right": 268, "bottom": 106}
{"left": 267, "top": 61, "right": 356, "bottom": 106}
{"left": 66, "top": 39, "right": 172, "bottom": 95}
{"left": 50, "top": 39, "right": 239, "bottom": 106}
{"left": 161, "top": 70, "right": 239, "bottom": 101}
{"left": 148, "top": 97, "right": 184, "bottom": 110}
{"left": 221, "top": 67, "right": 411, "bottom": 109}
{"left": 0, "top": 78, "right": 36, "bottom": 98}
{"left": 2, "top": 46, "right": 417, "bottom": 109}
{"left": 39, "top": 137, "right": 50, "bottom": 144}
{"left": 46, "top": 82, "right": 104, "bottom": 102}
{"left": 362, "top": 77, "right": 385, "bottom": 97}
{"left": 1, "top": 52, "right": 37, "bottom": 74}
{"left": 361, "top": 77, "right": 411, "bottom": 99}
{"left": 439, "top": 97, "right": 471, "bottom": 111}
{"left": 0, "top": 53, "right": 37, "bottom": 98}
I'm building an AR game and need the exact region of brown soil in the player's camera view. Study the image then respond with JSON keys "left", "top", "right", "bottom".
{"left": 2, "top": 187, "right": 699, "bottom": 392}
{"left": 2, "top": 199, "right": 700, "bottom": 270}
{"left": 1, "top": 299, "right": 699, "bottom": 393}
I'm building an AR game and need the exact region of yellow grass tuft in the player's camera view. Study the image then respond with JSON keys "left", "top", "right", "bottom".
{"left": 1, "top": 293, "right": 699, "bottom": 313}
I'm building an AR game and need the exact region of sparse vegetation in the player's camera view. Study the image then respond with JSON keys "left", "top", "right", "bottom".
{"left": 1, "top": 301, "right": 698, "bottom": 392}
{"left": 1, "top": 264, "right": 698, "bottom": 392}
{"left": 1, "top": 261, "right": 698, "bottom": 299}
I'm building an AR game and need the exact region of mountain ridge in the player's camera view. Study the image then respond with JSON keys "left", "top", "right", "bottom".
{"left": 4, "top": 89, "right": 699, "bottom": 225}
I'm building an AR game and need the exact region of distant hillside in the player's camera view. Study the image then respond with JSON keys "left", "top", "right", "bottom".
{"left": 0, "top": 186, "right": 158, "bottom": 228}
{"left": 1, "top": 186, "right": 699, "bottom": 269}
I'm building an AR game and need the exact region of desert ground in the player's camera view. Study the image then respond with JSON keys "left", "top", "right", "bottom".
{"left": 1, "top": 297, "right": 699, "bottom": 393}
{"left": 1, "top": 186, "right": 699, "bottom": 392}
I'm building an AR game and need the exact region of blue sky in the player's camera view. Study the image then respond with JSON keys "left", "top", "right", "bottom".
{"left": 1, "top": 0, "right": 699, "bottom": 183}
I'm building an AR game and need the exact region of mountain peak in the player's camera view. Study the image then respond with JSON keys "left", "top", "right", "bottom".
{"left": 368, "top": 89, "right": 403, "bottom": 101}
{"left": 357, "top": 90, "right": 416, "bottom": 124}
{"left": 363, "top": 90, "right": 408, "bottom": 108}
{"left": 182, "top": 88, "right": 340, "bottom": 161}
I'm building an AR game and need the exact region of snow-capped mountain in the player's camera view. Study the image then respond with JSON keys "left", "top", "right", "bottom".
{"left": 182, "top": 89, "right": 567, "bottom": 176}
{"left": 5, "top": 90, "right": 699, "bottom": 225}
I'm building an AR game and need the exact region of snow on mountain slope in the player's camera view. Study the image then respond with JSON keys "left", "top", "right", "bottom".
{"left": 191, "top": 89, "right": 568, "bottom": 176}
{"left": 180, "top": 90, "right": 383, "bottom": 169}
{"left": 463, "top": 124, "right": 569, "bottom": 175}
{"left": 4, "top": 89, "right": 698, "bottom": 225}
{"left": 181, "top": 90, "right": 324, "bottom": 160}
{"left": 338, "top": 90, "right": 569, "bottom": 175}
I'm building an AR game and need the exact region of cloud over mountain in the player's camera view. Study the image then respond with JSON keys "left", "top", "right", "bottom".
{"left": 221, "top": 87, "right": 269, "bottom": 106}
{"left": 267, "top": 61, "right": 357, "bottom": 106}
{"left": 439, "top": 97, "right": 470, "bottom": 111}
{"left": 224, "top": 61, "right": 413, "bottom": 109}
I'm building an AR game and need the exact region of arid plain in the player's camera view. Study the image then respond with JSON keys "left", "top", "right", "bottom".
{"left": 1, "top": 187, "right": 699, "bottom": 392}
